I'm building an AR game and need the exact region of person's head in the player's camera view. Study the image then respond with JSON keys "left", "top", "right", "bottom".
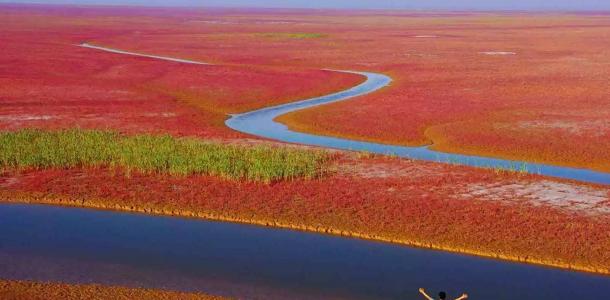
{"left": 438, "top": 291, "right": 447, "bottom": 300}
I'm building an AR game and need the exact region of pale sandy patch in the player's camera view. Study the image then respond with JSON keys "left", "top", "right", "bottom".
{"left": 191, "top": 20, "right": 298, "bottom": 25}
{"left": 141, "top": 112, "right": 178, "bottom": 118}
{"left": 0, "top": 114, "right": 58, "bottom": 121}
{"left": 457, "top": 180, "right": 610, "bottom": 215}
{"left": 338, "top": 159, "right": 447, "bottom": 179}
{"left": 403, "top": 52, "right": 437, "bottom": 58}
{"left": 191, "top": 20, "right": 236, "bottom": 25}
{"left": 255, "top": 21, "right": 296, "bottom": 25}
{"left": 109, "top": 89, "right": 133, "bottom": 95}
{"left": 516, "top": 120, "right": 609, "bottom": 136}
{"left": 480, "top": 51, "right": 516, "bottom": 55}
{"left": 355, "top": 62, "right": 380, "bottom": 67}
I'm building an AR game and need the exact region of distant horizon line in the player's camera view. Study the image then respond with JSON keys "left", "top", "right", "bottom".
{"left": 1, "top": 2, "right": 610, "bottom": 13}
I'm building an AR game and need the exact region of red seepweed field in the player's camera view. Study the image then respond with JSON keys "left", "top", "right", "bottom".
{"left": 0, "top": 279, "right": 227, "bottom": 300}
{"left": 2, "top": 154, "right": 610, "bottom": 273}
{"left": 0, "top": 5, "right": 364, "bottom": 138}
{"left": 63, "top": 7, "right": 610, "bottom": 171}
{"left": 0, "top": 3, "right": 609, "bottom": 277}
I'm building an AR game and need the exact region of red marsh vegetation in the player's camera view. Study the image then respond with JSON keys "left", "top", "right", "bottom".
{"left": 269, "top": 16, "right": 610, "bottom": 172}
{"left": 1, "top": 4, "right": 609, "bottom": 274}
{"left": 0, "top": 6, "right": 363, "bottom": 139}
{"left": 84, "top": 7, "right": 610, "bottom": 171}
{"left": 0, "top": 279, "right": 228, "bottom": 300}
{"left": 5, "top": 6, "right": 608, "bottom": 170}
{"left": 2, "top": 153, "right": 609, "bottom": 274}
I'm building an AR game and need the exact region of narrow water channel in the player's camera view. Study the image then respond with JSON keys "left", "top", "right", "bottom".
{"left": 11, "top": 44, "right": 604, "bottom": 299}
{"left": 225, "top": 71, "right": 610, "bottom": 185}
{"left": 78, "top": 43, "right": 610, "bottom": 185}
{"left": 1, "top": 203, "right": 608, "bottom": 300}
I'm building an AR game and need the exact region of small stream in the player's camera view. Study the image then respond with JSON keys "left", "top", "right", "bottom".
{"left": 79, "top": 43, "right": 610, "bottom": 185}
{"left": 3, "top": 44, "right": 603, "bottom": 299}
{"left": 226, "top": 71, "right": 610, "bottom": 185}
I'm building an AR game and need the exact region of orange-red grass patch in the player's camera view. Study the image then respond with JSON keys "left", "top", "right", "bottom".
{"left": 2, "top": 153, "right": 609, "bottom": 274}
{"left": 1, "top": 4, "right": 609, "bottom": 275}
{"left": 0, "top": 6, "right": 364, "bottom": 139}
{"left": 0, "top": 279, "right": 228, "bottom": 300}
{"left": 90, "top": 7, "right": 610, "bottom": 171}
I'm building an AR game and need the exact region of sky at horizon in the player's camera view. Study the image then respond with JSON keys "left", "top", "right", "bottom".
{"left": 2, "top": 0, "right": 610, "bottom": 11}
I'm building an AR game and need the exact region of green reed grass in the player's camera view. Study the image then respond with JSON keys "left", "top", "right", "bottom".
{"left": 0, "top": 129, "right": 330, "bottom": 182}
{"left": 256, "top": 32, "right": 327, "bottom": 39}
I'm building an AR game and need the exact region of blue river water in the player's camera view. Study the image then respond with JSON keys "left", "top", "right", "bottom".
{"left": 78, "top": 44, "right": 610, "bottom": 185}
{"left": 226, "top": 71, "right": 610, "bottom": 185}
{"left": 4, "top": 44, "right": 601, "bottom": 299}
{"left": 1, "top": 203, "right": 609, "bottom": 300}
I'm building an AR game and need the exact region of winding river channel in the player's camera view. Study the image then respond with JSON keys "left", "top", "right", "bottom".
{"left": 226, "top": 70, "right": 610, "bottom": 185}
{"left": 2, "top": 44, "right": 607, "bottom": 298}
{"left": 79, "top": 43, "right": 610, "bottom": 185}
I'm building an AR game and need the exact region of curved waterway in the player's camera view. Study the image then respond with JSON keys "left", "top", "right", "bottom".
{"left": 2, "top": 203, "right": 609, "bottom": 300}
{"left": 226, "top": 72, "right": 610, "bottom": 185}
{"left": 78, "top": 43, "right": 609, "bottom": 184}
{"left": 6, "top": 43, "right": 599, "bottom": 298}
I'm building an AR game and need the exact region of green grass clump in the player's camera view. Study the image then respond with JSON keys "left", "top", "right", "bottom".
{"left": 0, "top": 129, "right": 330, "bottom": 182}
{"left": 256, "top": 32, "right": 328, "bottom": 39}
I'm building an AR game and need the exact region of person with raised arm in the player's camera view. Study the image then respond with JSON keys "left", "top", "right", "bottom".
{"left": 419, "top": 288, "right": 468, "bottom": 300}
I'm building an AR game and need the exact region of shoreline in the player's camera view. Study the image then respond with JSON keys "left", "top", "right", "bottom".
{"left": 0, "top": 279, "right": 227, "bottom": 300}
{"left": 2, "top": 195, "right": 608, "bottom": 277}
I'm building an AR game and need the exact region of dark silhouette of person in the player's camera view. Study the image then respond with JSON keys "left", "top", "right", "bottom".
{"left": 419, "top": 288, "right": 468, "bottom": 300}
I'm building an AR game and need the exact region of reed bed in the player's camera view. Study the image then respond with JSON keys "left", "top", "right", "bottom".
{"left": 0, "top": 129, "right": 330, "bottom": 182}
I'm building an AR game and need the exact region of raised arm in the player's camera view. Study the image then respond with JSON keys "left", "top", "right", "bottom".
{"left": 455, "top": 293, "right": 468, "bottom": 300}
{"left": 418, "top": 288, "right": 434, "bottom": 300}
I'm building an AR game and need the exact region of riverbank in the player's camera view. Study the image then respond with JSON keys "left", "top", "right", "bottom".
{"left": 4, "top": 203, "right": 609, "bottom": 299}
{"left": 1, "top": 3, "right": 609, "bottom": 285}
{"left": 2, "top": 194, "right": 607, "bottom": 275}
{"left": 2, "top": 157, "right": 608, "bottom": 276}
{"left": 0, "top": 280, "right": 228, "bottom": 300}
